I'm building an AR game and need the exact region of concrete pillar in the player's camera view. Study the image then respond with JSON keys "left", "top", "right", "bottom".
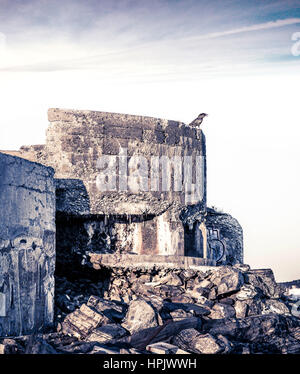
{"left": 199, "top": 221, "right": 208, "bottom": 259}
{"left": 0, "top": 153, "right": 56, "bottom": 337}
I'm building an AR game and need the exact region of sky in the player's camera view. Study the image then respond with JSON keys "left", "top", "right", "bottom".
{"left": 0, "top": 0, "right": 299, "bottom": 282}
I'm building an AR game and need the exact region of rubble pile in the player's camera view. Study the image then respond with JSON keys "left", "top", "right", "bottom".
{"left": 1, "top": 264, "right": 300, "bottom": 354}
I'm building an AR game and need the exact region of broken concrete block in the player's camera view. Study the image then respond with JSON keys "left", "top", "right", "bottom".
{"left": 62, "top": 304, "right": 110, "bottom": 339}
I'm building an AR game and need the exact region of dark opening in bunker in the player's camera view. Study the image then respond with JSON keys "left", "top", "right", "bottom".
{"left": 183, "top": 222, "right": 204, "bottom": 258}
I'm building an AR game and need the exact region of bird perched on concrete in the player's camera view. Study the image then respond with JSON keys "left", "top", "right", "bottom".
{"left": 189, "top": 113, "right": 208, "bottom": 128}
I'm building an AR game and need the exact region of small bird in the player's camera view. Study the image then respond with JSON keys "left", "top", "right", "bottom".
{"left": 189, "top": 113, "right": 208, "bottom": 128}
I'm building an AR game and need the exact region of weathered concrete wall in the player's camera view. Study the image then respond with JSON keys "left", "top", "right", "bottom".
{"left": 0, "top": 153, "right": 56, "bottom": 337}
{"left": 44, "top": 108, "right": 206, "bottom": 216}
{"left": 205, "top": 208, "right": 243, "bottom": 265}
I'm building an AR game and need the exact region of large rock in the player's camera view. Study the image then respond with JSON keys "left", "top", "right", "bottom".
{"left": 62, "top": 304, "right": 111, "bottom": 339}
{"left": 180, "top": 269, "right": 198, "bottom": 281}
{"left": 203, "top": 314, "right": 292, "bottom": 344}
{"left": 85, "top": 324, "right": 128, "bottom": 344}
{"left": 261, "top": 299, "right": 290, "bottom": 316}
{"left": 235, "top": 284, "right": 259, "bottom": 300}
{"left": 209, "top": 266, "right": 244, "bottom": 296}
{"left": 234, "top": 300, "right": 248, "bottom": 318}
{"left": 244, "top": 269, "right": 281, "bottom": 298}
{"left": 196, "top": 296, "right": 215, "bottom": 309}
{"left": 87, "top": 295, "right": 126, "bottom": 321}
{"left": 57, "top": 341, "right": 101, "bottom": 354}
{"left": 209, "top": 303, "right": 236, "bottom": 319}
{"left": 233, "top": 264, "right": 250, "bottom": 272}
{"left": 118, "top": 317, "right": 201, "bottom": 351}
{"left": 170, "top": 309, "right": 194, "bottom": 321}
{"left": 172, "top": 329, "right": 228, "bottom": 354}
{"left": 153, "top": 273, "right": 183, "bottom": 287}
{"left": 121, "top": 299, "right": 158, "bottom": 334}
{"left": 245, "top": 298, "right": 264, "bottom": 317}
{"left": 186, "top": 286, "right": 212, "bottom": 300}
{"left": 137, "top": 294, "right": 165, "bottom": 314}
{"left": 158, "top": 285, "right": 186, "bottom": 300}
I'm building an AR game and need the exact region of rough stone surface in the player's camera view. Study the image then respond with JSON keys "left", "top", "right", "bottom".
{"left": 208, "top": 303, "right": 236, "bottom": 319}
{"left": 235, "top": 284, "right": 258, "bottom": 300}
{"left": 89, "top": 253, "right": 216, "bottom": 271}
{"left": 261, "top": 299, "right": 290, "bottom": 316}
{"left": 85, "top": 324, "right": 128, "bottom": 344}
{"left": 61, "top": 304, "right": 111, "bottom": 339}
{"left": 172, "top": 329, "right": 225, "bottom": 354}
{"left": 234, "top": 300, "right": 249, "bottom": 318}
{"left": 0, "top": 152, "right": 56, "bottom": 337}
{"left": 121, "top": 299, "right": 159, "bottom": 334}
{"left": 86, "top": 295, "right": 126, "bottom": 322}
{"left": 209, "top": 266, "right": 244, "bottom": 296}
{"left": 244, "top": 269, "right": 281, "bottom": 298}
{"left": 44, "top": 108, "right": 206, "bottom": 216}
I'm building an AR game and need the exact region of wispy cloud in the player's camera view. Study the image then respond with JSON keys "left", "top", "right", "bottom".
{"left": 0, "top": 1, "right": 299, "bottom": 78}
{"left": 187, "top": 18, "right": 300, "bottom": 40}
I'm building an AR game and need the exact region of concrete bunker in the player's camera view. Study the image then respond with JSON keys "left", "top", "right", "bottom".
{"left": 0, "top": 109, "right": 244, "bottom": 322}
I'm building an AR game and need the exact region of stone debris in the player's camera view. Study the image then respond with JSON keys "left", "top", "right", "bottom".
{"left": 1, "top": 264, "right": 300, "bottom": 354}
{"left": 24, "top": 336, "right": 58, "bottom": 354}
